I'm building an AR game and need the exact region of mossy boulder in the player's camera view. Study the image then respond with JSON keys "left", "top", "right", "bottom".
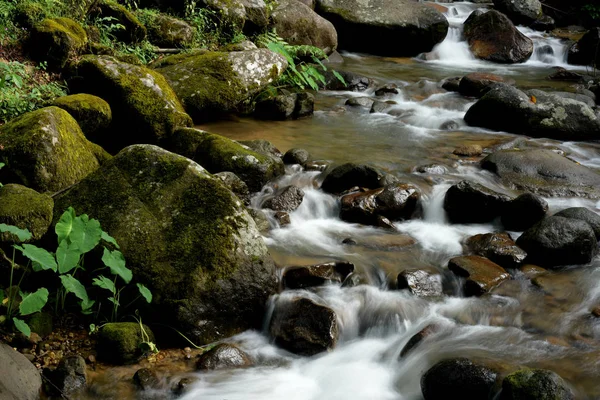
{"left": 154, "top": 49, "right": 287, "bottom": 122}
{"left": 97, "top": 322, "right": 155, "bottom": 365}
{"left": 54, "top": 145, "right": 278, "bottom": 344}
{"left": 145, "top": 13, "right": 195, "bottom": 48}
{"left": 71, "top": 55, "right": 192, "bottom": 153}
{"left": 52, "top": 94, "right": 112, "bottom": 144}
{"left": 240, "top": 0, "right": 269, "bottom": 33}
{"left": 0, "top": 185, "right": 53, "bottom": 242}
{"left": 272, "top": 0, "right": 338, "bottom": 55}
{"left": 89, "top": 1, "right": 146, "bottom": 43}
{"left": 200, "top": 0, "right": 246, "bottom": 31}
{"left": 0, "top": 107, "right": 104, "bottom": 193}
{"left": 501, "top": 368, "right": 574, "bottom": 400}
{"left": 27, "top": 18, "right": 87, "bottom": 69}
{"left": 14, "top": 2, "right": 48, "bottom": 28}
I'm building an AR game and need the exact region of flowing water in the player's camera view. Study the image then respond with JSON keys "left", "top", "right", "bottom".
{"left": 90, "top": 3, "right": 600, "bottom": 399}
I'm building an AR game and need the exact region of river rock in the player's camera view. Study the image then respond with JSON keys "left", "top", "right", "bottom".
{"left": 27, "top": 17, "right": 87, "bottom": 69}
{"left": 321, "top": 163, "right": 392, "bottom": 194}
{"left": 501, "top": 193, "right": 548, "bottom": 231}
{"left": 44, "top": 355, "right": 87, "bottom": 396}
{"left": 516, "top": 216, "right": 598, "bottom": 267}
{"left": 154, "top": 49, "right": 287, "bottom": 122}
{"left": 0, "top": 185, "right": 53, "bottom": 242}
{"left": 442, "top": 76, "right": 461, "bottom": 92}
{"left": 54, "top": 145, "right": 278, "bottom": 344}
{"left": 346, "top": 97, "right": 375, "bottom": 109}
{"left": 443, "top": 180, "right": 512, "bottom": 224}
{"left": 400, "top": 324, "right": 441, "bottom": 357}
{"left": 0, "top": 107, "right": 105, "bottom": 193}
{"left": 254, "top": 92, "right": 315, "bottom": 120}
{"left": 283, "top": 148, "right": 310, "bottom": 166}
{"left": 0, "top": 342, "right": 42, "bottom": 400}
{"left": 239, "top": 139, "right": 284, "bottom": 161}
{"left": 554, "top": 207, "right": 600, "bottom": 240}
{"left": 196, "top": 344, "right": 252, "bottom": 370}
{"left": 274, "top": 211, "right": 291, "bottom": 226}
{"left": 421, "top": 358, "right": 498, "bottom": 400}
{"left": 567, "top": 27, "right": 600, "bottom": 68}
{"left": 397, "top": 268, "right": 443, "bottom": 297}
{"left": 500, "top": 368, "right": 574, "bottom": 400}
{"left": 453, "top": 144, "right": 482, "bottom": 156}
{"left": 492, "top": 0, "right": 542, "bottom": 25}
{"left": 321, "top": 69, "right": 373, "bottom": 91}
{"left": 315, "top": 0, "right": 448, "bottom": 56}
{"left": 458, "top": 73, "right": 515, "bottom": 98}
{"left": 375, "top": 84, "right": 399, "bottom": 97}
{"left": 263, "top": 185, "right": 305, "bottom": 212}
{"left": 71, "top": 55, "right": 192, "bottom": 153}
{"left": 463, "top": 10, "right": 533, "bottom": 63}
{"left": 269, "top": 296, "right": 338, "bottom": 356}
{"left": 283, "top": 261, "right": 354, "bottom": 289}
{"left": 52, "top": 94, "right": 112, "bottom": 143}
{"left": 272, "top": 0, "right": 337, "bottom": 54}
{"left": 448, "top": 255, "right": 510, "bottom": 296}
{"left": 90, "top": 1, "right": 146, "bottom": 43}
{"left": 133, "top": 368, "right": 161, "bottom": 391}
{"left": 465, "top": 85, "right": 600, "bottom": 141}
{"left": 480, "top": 149, "right": 600, "bottom": 198}
{"left": 145, "top": 13, "right": 195, "bottom": 48}
{"left": 466, "top": 232, "right": 527, "bottom": 269}
{"left": 97, "top": 322, "right": 156, "bottom": 365}
{"left": 214, "top": 172, "right": 250, "bottom": 205}
{"left": 240, "top": 0, "right": 269, "bottom": 33}
{"left": 549, "top": 91, "right": 596, "bottom": 108}
{"left": 530, "top": 14, "right": 555, "bottom": 31}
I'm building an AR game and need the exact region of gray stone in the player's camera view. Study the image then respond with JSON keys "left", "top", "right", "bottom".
{"left": 0, "top": 343, "right": 42, "bottom": 400}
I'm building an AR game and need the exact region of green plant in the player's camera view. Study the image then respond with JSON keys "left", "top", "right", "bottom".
{"left": 186, "top": 6, "right": 245, "bottom": 49}
{"left": 582, "top": 3, "right": 600, "bottom": 20}
{"left": 134, "top": 311, "right": 158, "bottom": 354}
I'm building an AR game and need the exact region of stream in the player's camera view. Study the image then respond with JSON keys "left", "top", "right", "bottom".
{"left": 89, "top": 2, "right": 600, "bottom": 399}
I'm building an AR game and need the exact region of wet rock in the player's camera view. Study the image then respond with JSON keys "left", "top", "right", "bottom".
{"left": 283, "top": 148, "right": 310, "bottom": 166}
{"left": 463, "top": 10, "right": 533, "bottom": 63}
{"left": 519, "top": 264, "right": 547, "bottom": 279}
{"left": 342, "top": 237, "right": 357, "bottom": 245}
{"left": 305, "top": 160, "right": 329, "bottom": 171}
{"left": 255, "top": 92, "right": 315, "bottom": 120}
{"left": 45, "top": 355, "right": 87, "bottom": 396}
{"left": 295, "top": 92, "right": 315, "bottom": 118}
{"left": 553, "top": 207, "right": 600, "bottom": 240}
{"left": 315, "top": 0, "right": 448, "bottom": 56}
{"left": 440, "top": 120, "right": 460, "bottom": 130}
{"left": 415, "top": 164, "right": 448, "bottom": 174}
{"left": 448, "top": 255, "right": 510, "bottom": 296}
{"left": 27, "top": 18, "right": 87, "bottom": 69}
{"left": 492, "top": 0, "right": 542, "bottom": 25}
{"left": 239, "top": 139, "right": 284, "bottom": 161}
{"left": 535, "top": 44, "right": 554, "bottom": 58}
{"left": 465, "top": 85, "right": 600, "bottom": 141}
{"left": 274, "top": 211, "right": 291, "bottom": 226}
{"left": 263, "top": 185, "right": 305, "bottom": 212}
{"left": 453, "top": 144, "right": 482, "bottom": 157}
{"left": 0, "top": 185, "right": 53, "bottom": 243}
{"left": 321, "top": 163, "right": 391, "bottom": 194}
{"left": 399, "top": 324, "right": 440, "bottom": 357}
{"left": 345, "top": 97, "right": 375, "bottom": 109}
{"left": 516, "top": 216, "right": 598, "bottom": 268}
{"left": 421, "top": 358, "right": 498, "bottom": 400}
{"left": 567, "top": 28, "right": 600, "bottom": 68}
{"left": 500, "top": 368, "right": 574, "bottom": 400}
{"left": 458, "top": 73, "right": 515, "bottom": 98}
{"left": 442, "top": 76, "right": 461, "bottom": 92}
{"left": 501, "top": 193, "right": 548, "bottom": 231}
{"left": 548, "top": 91, "right": 595, "bottom": 108}
{"left": 0, "top": 342, "right": 42, "bottom": 400}
{"left": 214, "top": 172, "right": 250, "bottom": 205}
{"left": 546, "top": 67, "right": 585, "bottom": 82}
{"left": 443, "top": 180, "right": 512, "bottom": 224}
{"left": 466, "top": 232, "right": 527, "bottom": 269}
{"left": 272, "top": 0, "right": 338, "bottom": 54}
{"left": 370, "top": 100, "right": 395, "bottom": 114}
{"left": 172, "top": 377, "right": 197, "bottom": 396}
{"left": 530, "top": 15, "right": 555, "bottom": 31}
{"left": 97, "top": 323, "right": 155, "bottom": 365}
{"left": 397, "top": 268, "right": 443, "bottom": 297}
{"left": 55, "top": 145, "right": 278, "bottom": 345}
{"left": 52, "top": 94, "right": 112, "bottom": 144}
{"left": 269, "top": 296, "right": 338, "bottom": 356}
{"left": 340, "top": 183, "right": 420, "bottom": 226}
{"left": 375, "top": 84, "right": 399, "bottom": 97}
{"left": 133, "top": 368, "right": 161, "bottom": 391}
{"left": 592, "top": 306, "right": 600, "bottom": 318}
{"left": 196, "top": 344, "right": 252, "bottom": 370}
{"left": 321, "top": 69, "right": 373, "bottom": 91}
{"left": 283, "top": 261, "right": 354, "bottom": 289}
{"left": 480, "top": 149, "right": 600, "bottom": 198}
{"left": 248, "top": 208, "right": 270, "bottom": 233}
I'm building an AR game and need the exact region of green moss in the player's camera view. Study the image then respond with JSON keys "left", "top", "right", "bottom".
{"left": 14, "top": 2, "right": 48, "bottom": 28}
{"left": 0, "top": 184, "right": 53, "bottom": 242}
{"left": 97, "top": 322, "right": 154, "bottom": 364}
{"left": 502, "top": 368, "right": 572, "bottom": 400}
{"left": 29, "top": 18, "right": 87, "bottom": 68}
{"left": 52, "top": 94, "right": 112, "bottom": 142}
{"left": 0, "top": 107, "right": 102, "bottom": 193}
{"left": 91, "top": 1, "right": 147, "bottom": 44}
{"left": 26, "top": 312, "right": 53, "bottom": 337}
{"left": 160, "top": 127, "right": 212, "bottom": 158}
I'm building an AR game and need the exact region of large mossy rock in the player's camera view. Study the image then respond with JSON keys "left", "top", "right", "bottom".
{"left": 315, "top": 0, "right": 448, "bottom": 56}
{"left": 54, "top": 145, "right": 278, "bottom": 344}
{"left": 463, "top": 10, "right": 533, "bottom": 63}
{"left": 0, "top": 342, "right": 42, "bottom": 400}
{"left": 154, "top": 49, "right": 287, "bottom": 122}
{"left": 500, "top": 368, "right": 574, "bottom": 400}
{"left": 240, "top": 0, "right": 269, "bottom": 33}
{"left": 492, "top": 0, "right": 542, "bottom": 25}
{"left": 89, "top": 1, "right": 146, "bottom": 43}
{"left": 480, "top": 149, "right": 600, "bottom": 199}
{"left": 464, "top": 84, "right": 600, "bottom": 141}
{"left": 0, "top": 185, "right": 53, "bottom": 242}
{"left": 97, "top": 322, "right": 155, "bottom": 365}
{"left": 0, "top": 107, "right": 105, "bottom": 193}
{"left": 71, "top": 55, "right": 192, "bottom": 153}
{"left": 145, "top": 13, "right": 195, "bottom": 48}
{"left": 52, "top": 94, "right": 112, "bottom": 144}
{"left": 421, "top": 358, "right": 498, "bottom": 400}
{"left": 27, "top": 17, "right": 87, "bottom": 69}
{"left": 272, "top": 0, "right": 338, "bottom": 55}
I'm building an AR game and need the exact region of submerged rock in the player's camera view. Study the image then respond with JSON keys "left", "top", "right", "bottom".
{"left": 501, "top": 193, "right": 548, "bottom": 231}
{"left": 500, "top": 368, "right": 574, "bottom": 400}
{"left": 397, "top": 268, "right": 443, "bottom": 297}
{"left": 315, "top": 0, "right": 448, "bottom": 56}
{"left": 196, "top": 344, "right": 252, "bottom": 370}
{"left": 133, "top": 368, "right": 161, "bottom": 391}
{"left": 480, "top": 149, "right": 600, "bottom": 198}
{"left": 443, "top": 180, "right": 512, "bottom": 224}
{"left": 421, "top": 358, "right": 498, "bottom": 400}
{"left": 283, "top": 261, "right": 354, "bottom": 289}
{"left": 263, "top": 185, "right": 305, "bottom": 212}
{"left": 554, "top": 207, "right": 600, "bottom": 240}
{"left": 0, "top": 185, "right": 53, "bottom": 242}
{"left": 269, "top": 296, "right": 338, "bottom": 356}
{"left": 54, "top": 145, "right": 278, "bottom": 345}
{"left": 466, "top": 232, "right": 527, "bottom": 269}
{"left": 516, "top": 216, "right": 598, "bottom": 268}
{"left": 44, "top": 356, "right": 87, "bottom": 396}
{"left": 448, "top": 255, "right": 510, "bottom": 296}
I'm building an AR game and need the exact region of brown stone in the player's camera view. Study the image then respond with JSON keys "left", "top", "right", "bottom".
{"left": 397, "top": 268, "right": 443, "bottom": 297}
{"left": 399, "top": 324, "right": 440, "bottom": 358}
{"left": 448, "top": 255, "right": 510, "bottom": 296}
{"left": 466, "top": 232, "right": 527, "bottom": 269}
{"left": 458, "top": 73, "right": 515, "bottom": 98}
{"left": 592, "top": 306, "right": 600, "bottom": 318}
{"left": 518, "top": 264, "right": 547, "bottom": 279}
{"left": 453, "top": 144, "right": 483, "bottom": 157}
{"left": 283, "top": 261, "right": 354, "bottom": 289}
{"left": 196, "top": 344, "right": 252, "bottom": 371}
